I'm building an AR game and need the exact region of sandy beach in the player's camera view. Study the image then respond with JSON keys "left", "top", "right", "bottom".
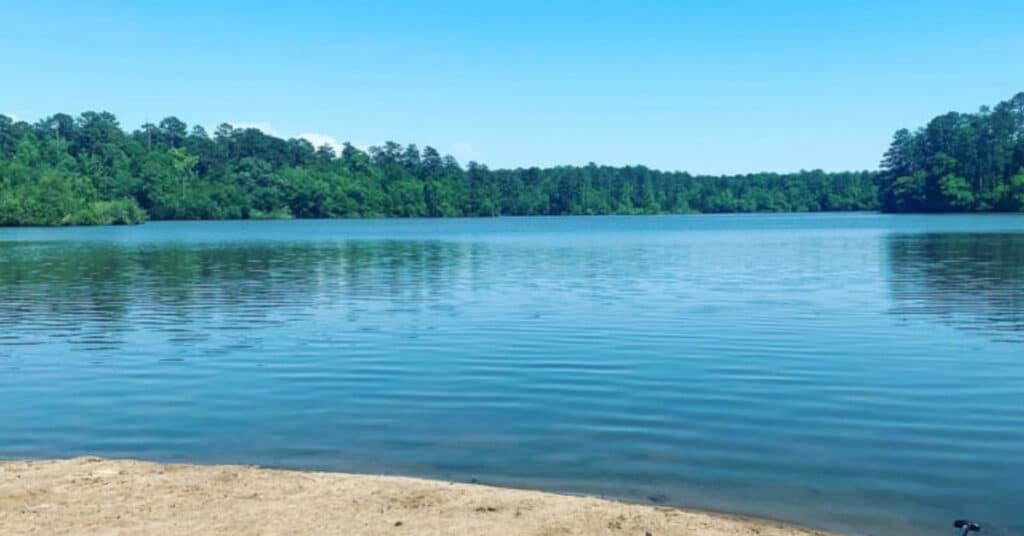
{"left": 0, "top": 457, "right": 827, "bottom": 536}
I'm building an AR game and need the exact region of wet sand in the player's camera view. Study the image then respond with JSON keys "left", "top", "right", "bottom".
{"left": 0, "top": 457, "right": 828, "bottom": 536}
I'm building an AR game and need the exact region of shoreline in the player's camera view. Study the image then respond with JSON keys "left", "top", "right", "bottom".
{"left": 0, "top": 457, "right": 831, "bottom": 536}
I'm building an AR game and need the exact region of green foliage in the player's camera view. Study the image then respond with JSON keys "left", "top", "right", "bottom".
{"left": 890, "top": 172, "right": 928, "bottom": 212}
{"left": 68, "top": 199, "right": 147, "bottom": 225}
{"left": 1010, "top": 171, "right": 1024, "bottom": 211}
{"left": 1, "top": 110, "right": 883, "bottom": 226}
{"left": 249, "top": 207, "right": 294, "bottom": 220}
{"left": 879, "top": 92, "right": 1024, "bottom": 212}
{"left": 0, "top": 168, "right": 94, "bottom": 226}
{"left": 938, "top": 175, "right": 975, "bottom": 211}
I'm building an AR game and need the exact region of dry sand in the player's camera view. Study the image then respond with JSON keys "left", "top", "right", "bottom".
{"left": 0, "top": 457, "right": 827, "bottom": 536}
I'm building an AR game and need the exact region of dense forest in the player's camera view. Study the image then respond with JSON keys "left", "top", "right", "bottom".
{"left": 0, "top": 111, "right": 878, "bottom": 226}
{"left": 879, "top": 92, "right": 1024, "bottom": 212}
{"left": 5, "top": 93, "right": 1024, "bottom": 226}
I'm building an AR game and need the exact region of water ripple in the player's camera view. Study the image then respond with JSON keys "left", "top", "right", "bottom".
{"left": 0, "top": 215, "right": 1022, "bottom": 536}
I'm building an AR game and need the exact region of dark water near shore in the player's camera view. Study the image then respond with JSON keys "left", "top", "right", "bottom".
{"left": 1, "top": 214, "right": 1022, "bottom": 535}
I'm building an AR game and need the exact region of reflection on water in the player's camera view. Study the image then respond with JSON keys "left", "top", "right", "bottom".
{"left": 888, "top": 233, "right": 1024, "bottom": 342}
{"left": 0, "top": 215, "right": 1022, "bottom": 536}
{"left": 0, "top": 241, "right": 470, "bottom": 352}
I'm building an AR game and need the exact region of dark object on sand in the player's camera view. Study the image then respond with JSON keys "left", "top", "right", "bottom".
{"left": 954, "top": 519, "right": 981, "bottom": 536}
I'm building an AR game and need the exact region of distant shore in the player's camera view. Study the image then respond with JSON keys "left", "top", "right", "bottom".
{"left": 1, "top": 457, "right": 827, "bottom": 536}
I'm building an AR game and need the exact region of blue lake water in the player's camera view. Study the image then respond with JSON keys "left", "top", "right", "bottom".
{"left": 1, "top": 213, "right": 1022, "bottom": 535}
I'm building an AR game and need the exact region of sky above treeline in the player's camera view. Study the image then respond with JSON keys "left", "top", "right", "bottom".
{"left": 3, "top": 0, "right": 1023, "bottom": 174}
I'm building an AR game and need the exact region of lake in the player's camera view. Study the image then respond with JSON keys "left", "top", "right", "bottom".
{"left": 1, "top": 213, "right": 1022, "bottom": 536}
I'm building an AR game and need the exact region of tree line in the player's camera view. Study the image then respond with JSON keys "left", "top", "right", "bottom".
{"left": 0, "top": 112, "right": 878, "bottom": 226}
{"left": 879, "top": 92, "right": 1024, "bottom": 212}
{"left": 27, "top": 97, "right": 1024, "bottom": 226}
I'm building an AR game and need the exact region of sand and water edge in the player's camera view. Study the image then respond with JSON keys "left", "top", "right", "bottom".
{"left": 0, "top": 457, "right": 831, "bottom": 536}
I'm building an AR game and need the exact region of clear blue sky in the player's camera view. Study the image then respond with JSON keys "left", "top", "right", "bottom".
{"left": 3, "top": 0, "right": 1023, "bottom": 174}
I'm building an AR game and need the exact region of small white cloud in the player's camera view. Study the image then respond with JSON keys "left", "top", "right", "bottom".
{"left": 449, "top": 141, "right": 480, "bottom": 163}
{"left": 223, "top": 122, "right": 368, "bottom": 155}
{"left": 299, "top": 132, "right": 345, "bottom": 154}
{"left": 230, "top": 121, "right": 276, "bottom": 134}
{"left": 3, "top": 112, "right": 18, "bottom": 121}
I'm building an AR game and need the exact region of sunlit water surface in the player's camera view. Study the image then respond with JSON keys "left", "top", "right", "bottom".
{"left": 1, "top": 214, "right": 1022, "bottom": 535}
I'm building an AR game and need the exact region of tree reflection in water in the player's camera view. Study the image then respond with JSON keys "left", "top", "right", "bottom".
{"left": 887, "top": 233, "right": 1024, "bottom": 342}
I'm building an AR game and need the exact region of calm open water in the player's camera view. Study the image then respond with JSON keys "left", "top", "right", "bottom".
{"left": 1, "top": 214, "right": 1022, "bottom": 535}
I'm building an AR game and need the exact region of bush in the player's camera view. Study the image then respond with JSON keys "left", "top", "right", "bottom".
{"left": 248, "top": 207, "right": 294, "bottom": 220}
{"left": 64, "top": 199, "right": 147, "bottom": 226}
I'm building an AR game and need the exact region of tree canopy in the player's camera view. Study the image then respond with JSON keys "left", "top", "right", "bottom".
{"left": 2, "top": 109, "right": 884, "bottom": 226}
{"left": 878, "top": 92, "right": 1024, "bottom": 212}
